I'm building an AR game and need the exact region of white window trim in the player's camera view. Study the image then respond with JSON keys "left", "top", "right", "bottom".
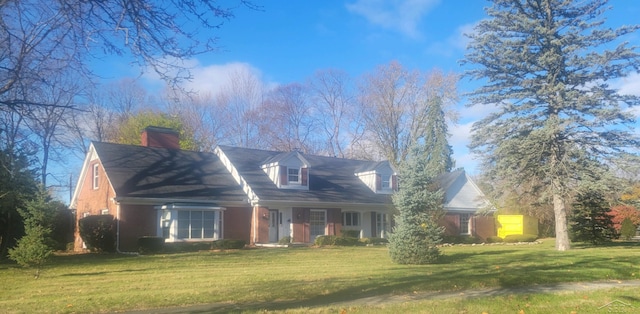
{"left": 381, "top": 175, "right": 392, "bottom": 189}
{"left": 158, "top": 204, "right": 225, "bottom": 242}
{"left": 460, "top": 213, "right": 471, "bottom": 235}
{"left": 288, "top": 167, "right": 300, "bottom": 184}
{"left": 92, "top": 163, "right": 99, "bottom": 189}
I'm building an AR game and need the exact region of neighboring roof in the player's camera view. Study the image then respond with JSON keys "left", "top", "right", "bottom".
{"left": 437, "top": 169, "right": 491, "bottom": 212}
{"left": 217, "top": 145, "right": 393, "bottom": 206}
{"left": 91, "top": 142, "right": 247, "bottom": 203}
{"left": 355, "top": 160, "right": 395, "bottom": 174}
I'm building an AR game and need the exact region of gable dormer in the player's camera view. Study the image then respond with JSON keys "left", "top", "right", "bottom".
{"left": 355, "top": 161, "right": 398, "bottom": 194}
{"left": 261, "top": 151, "right": 310, "bottom": 190}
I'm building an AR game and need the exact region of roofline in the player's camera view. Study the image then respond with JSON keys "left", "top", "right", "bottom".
{"left": 113, "top": 196, "right": 249, "bottom": 207}
{"left": 253, "top": 199, "right": 393, "bottom": 210}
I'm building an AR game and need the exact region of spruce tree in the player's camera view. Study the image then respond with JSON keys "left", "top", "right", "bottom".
{"left": 463, "top": 0, "right": 640, "bottom": 251}
{"left": 388, "top": 142, "right": 445, "bottom": 264}
{"left": 570, "top": 190, "right": 615, "bottom": 245}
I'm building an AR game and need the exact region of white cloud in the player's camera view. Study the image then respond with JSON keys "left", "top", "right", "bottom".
{"left": 427, "top": 22, "right": 476, "bottom": 57}
{"left": 142, "top": 59, "right": 268, "bottom": 96}
{"left": 617, "top": 72, "right": 640, "bottom": 97}
{"left": 346, "top": 0, "right": 441, "bottom": 38}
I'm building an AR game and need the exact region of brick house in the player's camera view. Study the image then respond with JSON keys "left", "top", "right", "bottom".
{"left": 70, "top": 127, "right": 493, "bottom": 252}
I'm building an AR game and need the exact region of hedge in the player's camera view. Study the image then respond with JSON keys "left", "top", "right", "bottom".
{"left": 503, "top": 234, "right": 538, "bottom": 243}
{"left": 78, "top": 215, "right": 116, "bottom": 253}
{"left": 138, "top": 236, "right": 165, "bottom": 254}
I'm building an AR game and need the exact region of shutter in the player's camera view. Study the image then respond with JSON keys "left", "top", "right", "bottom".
{"left": 392, "top": 175, "right": 398, "bottom": 191}
{"left": 376, "top": 174, "right": 382, "bottom": 191}
{"left": 301, "top": 168, "right": 308, "bottom": 186}
{"left": 280, "top": 166, "right": 288, "bottom": 185}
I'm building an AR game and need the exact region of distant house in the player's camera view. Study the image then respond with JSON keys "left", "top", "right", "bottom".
{"left": 70, "top": 126, "right": 494, "bottom": 252}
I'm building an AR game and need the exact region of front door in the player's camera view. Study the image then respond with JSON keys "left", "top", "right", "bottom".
{"left": 269, "top": 210, "right": 279, "bottom": 243}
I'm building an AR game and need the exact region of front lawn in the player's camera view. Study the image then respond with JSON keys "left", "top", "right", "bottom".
{"left": 1, "top": 239, "right": 639, "bottom": 313}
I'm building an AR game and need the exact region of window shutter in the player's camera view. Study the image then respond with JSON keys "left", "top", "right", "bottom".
{"left": 376, "top": 174, "right": 382, "bottom": 191}
{"left": 280, "top": 166, "right": 288, "bottom": 185}
{"left": 392, "top": 175, "right": 398, "bottom": 191}
{"left": 301, "top": 168, "right": 308, "bottom": 186}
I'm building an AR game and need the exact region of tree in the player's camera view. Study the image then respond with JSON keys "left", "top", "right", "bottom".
{"left": 609, "top": 204, "right": 640, "bottom": 232}
{"left": 388, "top": 142, "right": 445, "bottom": 264}
{"left": 463, "top": 0, "right": 640, "bottom": 251}
{"left": 8, "top": 189, "right": 58, "bottom": 278}
{"left": 112, "top": 110, "right": 199, "bottom": 150}
{"left": 357, "top": 62, "right": 458, "bottom": 167}
{"left": 570, "top": 190, "right": 615, "bottom": 245}
{"left": 1, "top": 0, "right": 255, "bottom": 111}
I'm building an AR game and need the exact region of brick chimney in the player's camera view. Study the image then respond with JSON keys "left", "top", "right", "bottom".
{"left": 141, "top": 126, "right": 180, "bottom": 149}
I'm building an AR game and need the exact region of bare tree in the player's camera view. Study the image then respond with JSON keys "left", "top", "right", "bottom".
{"left": 356, "top": 61, "right": 459, "bottom": 167}
{"left": 257, "top": 83, "right": 318, "bottom": 153}
{"left": 217, "top": 68, "right": 264, "bottom": 148}
{"left": 308, "top": 69, "right": 354, "bottom": 158}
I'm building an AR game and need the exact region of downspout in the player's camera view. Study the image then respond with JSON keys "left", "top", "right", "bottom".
{"left": 252, "top": 206, "right": 257, "bottom": 245}
{"left": 116, "top": 203, "right": 122, "bottom": 253}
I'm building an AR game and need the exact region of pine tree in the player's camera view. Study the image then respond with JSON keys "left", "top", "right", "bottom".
{"left": 8, "top": 189, "right": 57, "bottom": 278}
{"left": 570, "top": 190, "right": 615, "bottom": 245}
{"left": 463, "top": 0, "right": 640, "bottom": 251}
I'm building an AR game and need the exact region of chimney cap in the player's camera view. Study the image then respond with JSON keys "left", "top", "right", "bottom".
{"left": 142, "top": 126, "right": 179, "bottom": 135}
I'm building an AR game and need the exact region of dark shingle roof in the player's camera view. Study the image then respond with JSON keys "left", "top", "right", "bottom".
{"left": 218, "top": 145, "right": 392, "bottom": 205}
{"left": 93, "top": 142, "right": 247, "bottom": 202}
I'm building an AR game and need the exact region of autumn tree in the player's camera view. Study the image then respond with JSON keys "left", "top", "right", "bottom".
{"left": 463, "top": 0, "right": 640, "bottom": 251}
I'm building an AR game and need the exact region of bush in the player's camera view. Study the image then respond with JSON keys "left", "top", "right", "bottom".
{"left": 442, "top": 235, "right": 482, "bottom": 244}
{"left": 503, "top": 234, "right": 537, "bottom": 243}
{"left": 78, "top": 215, "right": 116, "bottom": 253}
{"left": 211, "top": 239, "right": 246, "bottom": 250}
{"left": 341, "top": 230, "right": 360, "bottom": 238}
{"left": 8, "top": 226, "right": 52, "bottom": 278}
{"left": 360, "top": 237, "right": 389, "bottom": 245}
{"left": 486, "top": 236, "right": 503, "bottom": 243}
{"left": 278, "top": 236, "right": 292, "bottom": 245}
{"left": 163, "top": 242, "right": 212, "bottom": 253}
{"left": 314, "top": 235, "right": 362, "bottom": 246}
{"left": 620, "top": 218, "right": 637, "bottom": 241}
{"left": 138, "top": 236, "right": 165, "bottom": 254}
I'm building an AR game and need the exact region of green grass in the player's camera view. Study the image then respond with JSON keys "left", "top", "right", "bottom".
{"left": 1, "top": 239, "right": 639, "bottom": 313}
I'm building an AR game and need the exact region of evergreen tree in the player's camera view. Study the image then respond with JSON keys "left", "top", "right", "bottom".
{"left": 388, "top": 142, "right": 445, "bottom": 264}
{"left": 8, "top": 189, "right": 57, "bottom": 278}
{"left": 619, "top": 218, "right": 636, "bottom": 241}
{"left": 463, "top": 0, "right": 640, "bottom": 251}
{"left": 570, "top": 190, "right": 615, "bottom": 245}
{"left": 423, "top": 95, "right": 454, "bottom": 174}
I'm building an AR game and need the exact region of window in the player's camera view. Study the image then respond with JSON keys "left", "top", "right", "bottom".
{"left": 101, "top": 209, "right": 109, "bottom": 215}
{"left": 288, "top": 168, "right": 300, "bottom": 184}
{"left": 177, "top": 210, "right": 217, "bottom": 240}
{"left": 343, "top": 212, "right": 360, "bottom": 227}
{"left": 376, "top": 213, "right": 390, "bottom": 238}
{"left": 460, "top": 213, "right": 471, "bottom": 235}
{"left": 309, "top": 210, "right": 326, "bottom": 239}
{"left": 381, "top": 175, "right": 391, "bottom": 189}
{"left": 92, "top": 163, "right": 99, "bottom": 189}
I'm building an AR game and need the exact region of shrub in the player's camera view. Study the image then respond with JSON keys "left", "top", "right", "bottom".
{"left": 360, "top": 237, "right": 389, "bottom": 245}
{"left": 211, "top": 239, "right": 246, "bottom": 250}
{"left": 442, "top": 235, "right": 482, "bottom": 244}
{"left": 8, "top": 226, "right": 52, "bottom": 278}
{"left": 503, "top": 234, "right": 537, "bottom": 243}
{"left": 78, "top": 215, "right": 116, "bottom": 253}
{"left": 163, "top": 242, "right": 212, "bottom": 253}
{"left": 138, "top": 236, "right": 165, "bottom": 254}
{"left": 620, "top": 218, "right": 637, "bottom": 241}
{"left": 341, "top": 230, "right": 360, "bottom": 238}
{"left": 486, "top": 236, "right": 503, "bottom": 243}
{"left": 314, "top": 235, "right": 362, "bottom": 246}
{"left": 278, "top": 236, "right": 292, "bottom": 245}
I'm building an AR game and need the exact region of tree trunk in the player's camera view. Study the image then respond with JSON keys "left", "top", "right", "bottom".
{"left": 553, "top": 192, "right": 571, "bottom": 251}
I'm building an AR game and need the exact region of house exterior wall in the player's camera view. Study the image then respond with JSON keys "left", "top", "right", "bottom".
{"left": 250, "top": 206, "right": 270, "bottom": 244}
{"left": 290, "top": 207, "right": 341, "bottom": 243}
{"left": 473, "top": 216, "right": 495, "bottom": 241}
{"left": 118, "top": 204, "right": 157, "bottom": 252}
{"left": 73, "top": 160, "right": 116, "bottom": 251}
{"left": 441, "top": 213, "right": 460, "bottom": 236}
{"left": 223, "top": 207, "right": 252, "bottom": 243}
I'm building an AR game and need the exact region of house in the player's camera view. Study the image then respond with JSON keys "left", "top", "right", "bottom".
{"left": 70, "top": 126, "right": 493, "bottom": 252}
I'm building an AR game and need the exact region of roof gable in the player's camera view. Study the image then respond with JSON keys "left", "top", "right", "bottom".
{"left": 438, "top": 170, "right": 491, "bottom": 212}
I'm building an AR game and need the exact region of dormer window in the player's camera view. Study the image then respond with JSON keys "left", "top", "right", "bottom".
{"left": 381, "top": 175, "right": 391, "bottom": 189}
{"left": 288, "top": 168, "right": 300, "bottom": 184}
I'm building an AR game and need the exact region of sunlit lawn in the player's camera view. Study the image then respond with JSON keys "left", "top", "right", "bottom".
{"left": 1, "top": 239, "right": 639, "bottom": 313}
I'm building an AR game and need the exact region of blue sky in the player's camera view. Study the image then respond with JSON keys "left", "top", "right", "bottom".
{"left": 94, "top": 0, "right": 640, "bottom": 175}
